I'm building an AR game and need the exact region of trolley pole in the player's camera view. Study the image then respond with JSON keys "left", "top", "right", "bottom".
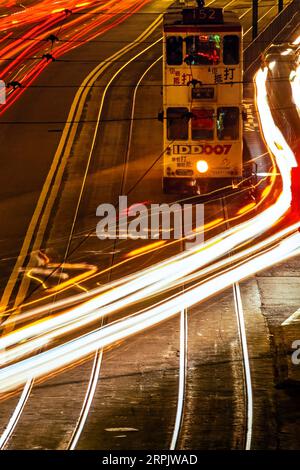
{"left": 278, "top": 0, "right": 284, "bottom": 12}
{"left": 252, "top": 0, "right": 258, "bottom": 40}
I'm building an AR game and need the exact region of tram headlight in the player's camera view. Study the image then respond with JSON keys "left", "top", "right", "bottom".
{"left": 196, "top": 160, "right": 209, "bottom": 174}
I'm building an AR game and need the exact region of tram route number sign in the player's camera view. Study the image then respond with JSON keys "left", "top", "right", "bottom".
{"left": 173, "top": 144, "right": 232, "bottom": 156}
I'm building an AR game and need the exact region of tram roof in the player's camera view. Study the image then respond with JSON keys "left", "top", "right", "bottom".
{"left": 163, "top": 4, "right": 242, "bottom": 33}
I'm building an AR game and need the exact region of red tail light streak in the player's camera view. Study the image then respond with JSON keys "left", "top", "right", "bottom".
{"left": 0, "top": 0, "right": 151, "bottom": 114}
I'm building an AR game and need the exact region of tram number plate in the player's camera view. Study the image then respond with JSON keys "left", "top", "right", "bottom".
{"left": 192, "top": 87, "right": 215, "bottom": 100}
{"left": 173, "top": 144, "right": 232, "bottom": 155}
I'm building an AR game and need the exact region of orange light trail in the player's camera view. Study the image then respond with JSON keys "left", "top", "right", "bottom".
{"left": 125, "top": 241, "right": 167, "bottom": 258}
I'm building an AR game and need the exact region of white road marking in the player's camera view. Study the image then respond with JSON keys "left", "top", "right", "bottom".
{"left": 233, "top": 282, "right": 253, "bottom": 450}
{"left": 170, "top": 308, "right": 187, "bottom": 450}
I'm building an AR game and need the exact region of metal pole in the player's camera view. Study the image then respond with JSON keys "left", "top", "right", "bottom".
{"left": 252, "top": 0, "right": 258, "bottom": 40}
{"left": 278, "top": 0, "right": 284, "bottom": 12}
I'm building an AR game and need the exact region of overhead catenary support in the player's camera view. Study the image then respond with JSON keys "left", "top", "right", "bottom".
{"left": 252, "top": 0, "right": 258, "bottom": 40}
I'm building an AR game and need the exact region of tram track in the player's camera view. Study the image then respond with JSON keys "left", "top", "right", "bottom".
{"left": 159, "top": 0, "right": 272, "bottom": 447}
{"left": 222, "top": 196, "right": 253, "bottom": 450}
{"left": 170, "top": 308, "right": 188, "bottom": 450}
{"left": 53, "top": 48, "right": 191, "bottom": 450}
{"left": 67, "top": 52, "right": 164, "bottom": 451}
{"left": 171, "top": 191, "right": 255, "bottom": 449}
{"left": 66, "top": 51, "right": 192, "bottom": 450}
{"left": 0, "top": 14, "right": 164, "bottom": 450}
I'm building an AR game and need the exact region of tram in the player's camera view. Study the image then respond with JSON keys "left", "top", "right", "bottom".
{"left": 161, "top": 0, "right": 243, "bottom": 194}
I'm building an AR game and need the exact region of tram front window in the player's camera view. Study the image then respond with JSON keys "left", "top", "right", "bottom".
{"left": 192, "top": 108, "right": 214, "bottom": 140}
{"left": 217, "top": 107, "right": 239, "bottom": 140}
{"left": 185, "top": 35, "right": 220, "bottom": 65}
{"left": 167, "top": 107, "right": 189, "bottom": 140}
{"left": 223, "top": 35, "right": 239, "bottom": 65}
{"left": 166, "top": 36, "right": 183, "bottom": 65}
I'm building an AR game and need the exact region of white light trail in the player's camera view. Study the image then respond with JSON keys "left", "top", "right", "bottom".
{"left": 233, "top": 282, "right": 253, "bottom": 450}
{"left": 290, "top": 66, "right": 300, "bottom": 117}
{"left": 2, "top": 223, "right": 299, "bottom": 368}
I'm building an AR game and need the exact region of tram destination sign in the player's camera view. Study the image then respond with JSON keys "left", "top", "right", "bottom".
{"left": 182, "top": 8, "right": 224, "bottom": 25}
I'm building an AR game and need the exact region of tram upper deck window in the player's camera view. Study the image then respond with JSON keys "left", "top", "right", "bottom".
{"left": 192, "top": 108, "right": 214, "bottom": 140}
{"left": 223, "top": 35, "right": 239, "bottom": 65}
{"left": 167, "top": 107, "right": 189, "bottom": 140}
{"left": 217, "top": 107, "right": 239, "bottom": 140}
{"left": 166, "top": 36, "right": 183, "bottom": 65}
{"left": 185, "top": 35, "right": 220, "bottom": 65}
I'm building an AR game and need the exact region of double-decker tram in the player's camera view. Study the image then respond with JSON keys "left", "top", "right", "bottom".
{"left": 161, "top": 0, "right": 244, "bottom": 194}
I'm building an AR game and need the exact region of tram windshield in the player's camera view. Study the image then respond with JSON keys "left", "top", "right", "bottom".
{"left": 223, "top": 35, "right": 240, "bottom": 65}
{"left": 191, "top": 108, "right": 214, "bottom": 139}
{"left": 217, "top": 107, "right": 239, "bottom": 140}
{"left": 167, "top": 107, "right": 189, "bottom": 140}
{"left": 185, "top": 34, "right": 221, "bottom": 65}
{"left": 166, "top": 36, "right": 183, "bottom": 65}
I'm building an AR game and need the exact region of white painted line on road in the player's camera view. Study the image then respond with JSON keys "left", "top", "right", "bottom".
{"left": 233, "top": 282, "right": 253, "bottom": 451}
{"left": 68, "top": 350, "right": 103, "bottom": 450}
{"left": 0, "top": 378, "right": 33, "bottom": 449}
